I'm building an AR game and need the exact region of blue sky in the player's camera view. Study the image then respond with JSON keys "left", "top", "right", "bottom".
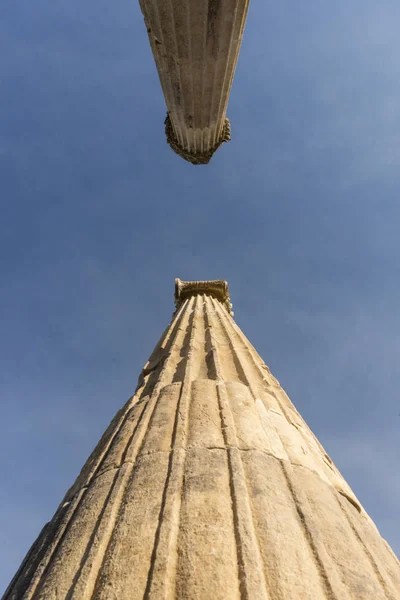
{"left": 1, "top": 0, "right": 400, "bottom": 591}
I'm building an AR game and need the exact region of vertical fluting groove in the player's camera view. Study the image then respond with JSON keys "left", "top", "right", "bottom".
{"left": 217, "top": 386, "right": 271, "bottom": 600}
{"left": 64, "top": 405, "right": 149, "bottom": 600}
{"left": 230, "top": 317, "right": 264, "bottom": 365}
{"left": 167, "top": 0, "right": 189, "bottom": 151}
{"left": 224, "top": 309, "right": 297, "bottom": 424}
{"left": 143, "top": 295, "right": 199, "bottom": 599}
{"left": 20, "top": 392, "right": 141, "bottom": 599}
{"left": 280, "top": 461, "right": 348, "bottom": 600}
{"left": 23, "top": 304, "right": 189, "bottom": 600}
{"left": 3, "top": 511, "right": 68, "bottom": 600}
{"left": 200, "top": 0, "right": 209, "bottom": 151}
{"left": 205, "top": 297, "right": 270, "bottom": 599}
{"left": 203, "top": 295, "right": 224, "bottom": 379}
{"left": 21, "top": 489, "right": 87, "bottom": 600}
{"left": 223, "top": 310, "right": 269, "bottom": 385}
{"left": 71, "top": 297, "right": 186, "bottom": 496}
{"left": 211, "top": 0, "right": 240, "bottom": 147}
{"left": 87, "top": 402, "right": 158, "bottom": 598}
{"left": 73, "top": 298, "right": 185, "bottom": 490}
{"left": 215, "top": 302, "right": 306, "bottom": 464}
{"left": 212, "top": 300, "right": 249, "bottom": 385}
{"left": 150, "top": 0, "right": 184, "bottom": 147}
{"left": 335, "top": 496, "right": 395, "bottom": 599}
{"left": 217, "top": 0, "right": 250, "bottom": 131}
{"left": 156, "top": 301, "right": 187, "bottom": 355}
{"left": 187, "top": 1, "right": 195, "bottom": 152}
{"left": 2, "top": 520, "right": 57, "bottom": 600}
{"left": 207, "top": 0, "right": 225, "bottom": 148}
{"left": 228, "top": 311, "right": 340, "bottom": 475}
{"left": 1, "top": 523, "right": 46, "bottom": 600}
{"left": 213, "top": 302, "right": 264, "bottom": 400}
{"left": 140, "top": 0, "right": 177, "bottom": 141}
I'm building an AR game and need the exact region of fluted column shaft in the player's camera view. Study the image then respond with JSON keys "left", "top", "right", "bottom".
{"left": 4, "top": 294, "right": 400, "bottom": 599}
{"left": 139, "top": 0, "right": 250, "bottom": 164}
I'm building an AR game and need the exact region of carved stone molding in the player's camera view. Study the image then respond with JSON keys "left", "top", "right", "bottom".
{"left": 174, "top": 278, "right": 233, "bottom": 314}
{"left": 165, "top": 114, "right": 231, "bottom": 165}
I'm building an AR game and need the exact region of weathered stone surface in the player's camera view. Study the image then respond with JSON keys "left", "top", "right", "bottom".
{"left": 4, "top": 280, "right": 400, "bottom": 599}
{"left": 138, "top": 1, "right": 250, "bottom": 163}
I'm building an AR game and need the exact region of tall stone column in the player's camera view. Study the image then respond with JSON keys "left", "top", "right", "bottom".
{"left": 138, "top": 0, "right": 251, "bottom": 164}
{"left": 4, "top": 279, "right": 400, "bottom": 599}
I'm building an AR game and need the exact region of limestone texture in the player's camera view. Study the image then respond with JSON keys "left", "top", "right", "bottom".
{"left": 138, "top": 0, "right": 250, "bottom": 164}
{"left": 4, "top": 279, "right": 400, "bottom": 599}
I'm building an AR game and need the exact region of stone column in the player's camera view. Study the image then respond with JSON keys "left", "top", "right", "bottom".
{"left": 138, "top": 0, "right": 251, "bottom": 164}
{"left": 4, "top": 280, "right": 400, "bottom": 599}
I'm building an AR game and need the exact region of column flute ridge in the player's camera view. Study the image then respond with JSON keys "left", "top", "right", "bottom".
{"left": 143, "top": 295, "right": 199, "bottom": 599}
{"left": 204, "top": 296, "right": 271, "bottom": 600}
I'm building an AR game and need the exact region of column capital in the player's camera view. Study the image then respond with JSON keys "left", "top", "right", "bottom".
{"left": 174, "top": 278, "right": 233, "bottom": 314}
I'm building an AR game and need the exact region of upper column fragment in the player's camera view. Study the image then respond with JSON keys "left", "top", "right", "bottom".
{"left": 139, "top": 0, "right": 251, "bottom": 164}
